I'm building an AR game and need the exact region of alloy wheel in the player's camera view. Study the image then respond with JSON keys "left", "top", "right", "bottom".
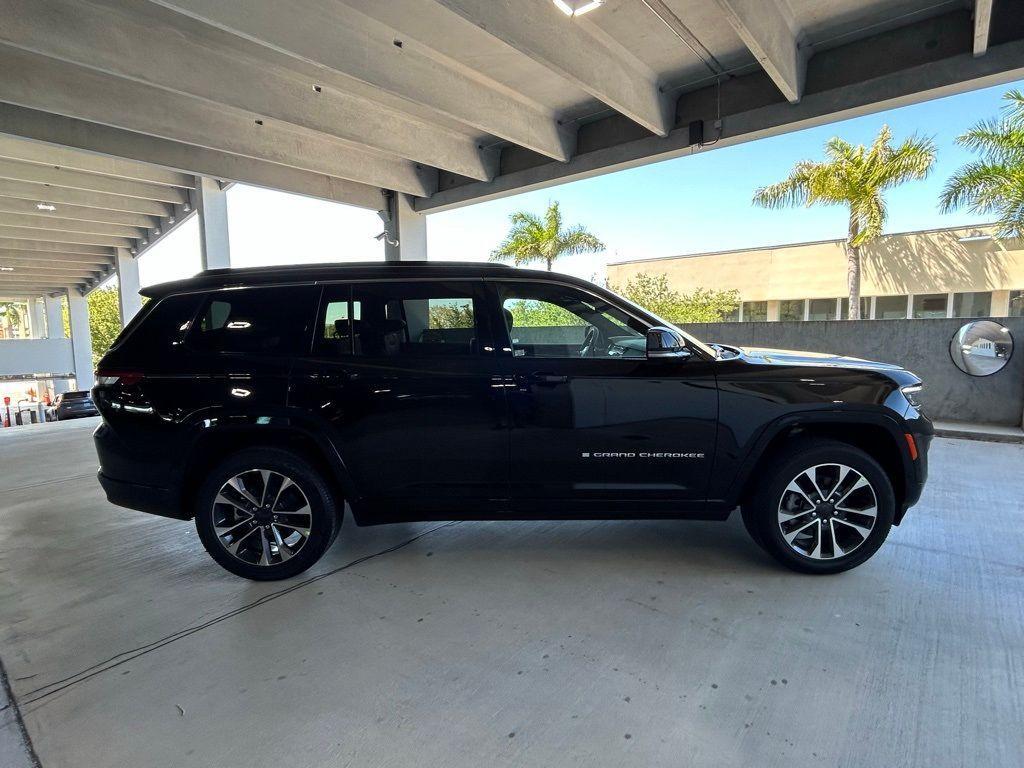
{"left": 777, "top": 463, "right": 878, "bottom": 560}
{"left": 212, "top": 469, "right": 313, "bottom": 567}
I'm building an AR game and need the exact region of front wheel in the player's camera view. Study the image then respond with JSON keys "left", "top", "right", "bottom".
{"left": 194, "top": 448, "right": 340, "bottom": 580}
{"left": 745, "top": 440, "right": 895, "bottom": 574}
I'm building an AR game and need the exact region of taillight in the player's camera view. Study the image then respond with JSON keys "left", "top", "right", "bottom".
{"left": 95, "top": 369, "right": 144, "bottom": 386}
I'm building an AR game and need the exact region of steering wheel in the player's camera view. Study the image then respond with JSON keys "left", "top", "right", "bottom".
{"left": 580, "top": 324, "right": 600, "bottom": 357}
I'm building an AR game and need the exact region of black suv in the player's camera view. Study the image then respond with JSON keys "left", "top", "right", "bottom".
{"left": 93, "top": 263, "right": 931, "bottom": 580}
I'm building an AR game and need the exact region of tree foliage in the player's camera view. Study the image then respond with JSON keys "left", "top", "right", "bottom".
{"left": 62, "top": 287, "right": 123, "bottom": 367}
{"left": 0, "top": 301, "right": 29, "bottom": 338}
{"left": 427, "top": 303, "right": 475, "bottom": 329}
{"left": 752, "top": 125, "right": 935, "bottom": 318}
{"left": 940, "top": 89, "right": 1024, "bottom": 239}
{"left": 610, "top": 273, "right": 739, "bottom": 323}
{"left": 490, "top": 201, "right": 605, "bottom": 271}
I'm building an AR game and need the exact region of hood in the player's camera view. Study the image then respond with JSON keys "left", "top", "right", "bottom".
{"left": 735, "top": 346, "right": 905, "bottom": 372}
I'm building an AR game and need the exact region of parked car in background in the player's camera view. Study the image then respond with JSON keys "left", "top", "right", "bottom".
{"left": 92, "top": 263, "right": 932, "bottom": 580}
{"left": 50, "top": 391, "right": 99, "bottom": 421}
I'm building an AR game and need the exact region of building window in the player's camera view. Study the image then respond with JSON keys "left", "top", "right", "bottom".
{"left": 952, "top": 291, "right": 991, "bottom": 318}
{"left": 742, "top": 301, "right": 768, "bottom": 321}
{"left": 875, "top": 295, "right": 908, "bottom": 319}
{"left": 807, "top": 298, "right": 838, "bottom": 321}
{"left": 1008, "top": 290, "right": 1023, "bottom": 317}
{"left": 779, "top": 299, "right": 804, "bottom": 321}
{"left": 841, "top": 297, "right": 872, "bottom": 319}
{"left": 912, "top": 293, "right": 948, "bottom": 319}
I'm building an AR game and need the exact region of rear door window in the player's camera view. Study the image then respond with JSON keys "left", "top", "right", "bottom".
{"left": 188, "top": 285, "right": 318, "bottom": 356}
{"left": 315, "top": 281, "right": 485, "bottom": 357}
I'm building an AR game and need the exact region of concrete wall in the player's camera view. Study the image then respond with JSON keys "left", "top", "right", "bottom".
{"left": 0, "top": 338, "right": 75, "bottom": 377}
{"left": 687, "top": 317, "right": 1024, "bottom": 427}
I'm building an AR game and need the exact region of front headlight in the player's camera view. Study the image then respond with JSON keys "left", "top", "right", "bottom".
{"left": 901, "top": 384, "right": 923, "bottom": 408}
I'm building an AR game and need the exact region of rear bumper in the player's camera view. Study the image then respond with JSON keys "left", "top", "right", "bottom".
{"left": 97, "top": 471, "right": 188, "bottom": 520}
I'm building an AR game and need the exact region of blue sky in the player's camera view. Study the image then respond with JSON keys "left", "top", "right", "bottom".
{"left": 137, "top": 78, "right": 1024, "bottom": 288}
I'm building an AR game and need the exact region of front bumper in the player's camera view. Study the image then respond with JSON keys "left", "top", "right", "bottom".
{"left": 894, "top": 415, "right": 933, "bottom": 524}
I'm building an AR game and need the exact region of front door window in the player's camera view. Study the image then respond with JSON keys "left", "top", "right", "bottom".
{"left": 498, "top": 282, "right": 648, "bottom": 359}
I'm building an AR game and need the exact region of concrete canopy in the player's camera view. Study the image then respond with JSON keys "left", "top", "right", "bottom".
{"left": 0, "top": 0, "right": 1020, "bottom": 282}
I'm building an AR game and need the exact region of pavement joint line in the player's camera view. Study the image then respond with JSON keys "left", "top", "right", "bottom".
{"left": 0, "top": 473, "right": 96, "bottom": 495}
{"left": 19, "top": 521, "right": 460, "bottom": 708}
{"left": 1, "top": 655, "right": 44, "bottom": 768}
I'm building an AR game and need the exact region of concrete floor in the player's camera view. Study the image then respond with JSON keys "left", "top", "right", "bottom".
{"left": 1, "top": 418, "right": 1022, "bottom": 768}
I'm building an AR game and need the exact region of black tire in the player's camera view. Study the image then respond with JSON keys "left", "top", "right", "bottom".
{"left": 194, "top": 447, "right": 341, "bottom": 580}
{"left": 747, "top": 439, "right": 895, "bottom": 575}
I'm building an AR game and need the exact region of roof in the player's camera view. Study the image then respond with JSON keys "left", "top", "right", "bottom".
{"left": 139, "top": 261, "right": 536, "bottom": 297}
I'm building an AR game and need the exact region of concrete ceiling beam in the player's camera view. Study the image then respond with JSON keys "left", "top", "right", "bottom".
{"left": 0, "top": 0, "right": 495, "bottom": 182}
{"left": 974, "top": 0, "right": 993, "bottom": 56}
{"left": 0, "top": 225, "right": 133, "bottom": 248}
{"left": 0, "top": 176, "right": 175, "bottom": 217}
{"left": 0, "top": 104, "right": 387, "bottom": 211}
{"left": 0, "top": 46, "right": 435, "bottom": 197}
{"left": 429, "top": 0, "right": 672, "bottom": 136}
{"left": 149, "top": 0, "right": 575, "bottom": 161}
{"left": 0, "top": 134, "right": 192, "bottom": 188}
{"left": 0, "top": 212, "right": 145, "bottom": 239}
{"left": 714, "top": 0, "right": 806, "bottom": 103}
{"left": 0, "top": 196, "right": 158, "bottom": 229}
{"left": 0, "top": 156, "right": 186, "bottom": 204}
{"left": 0, "top": 239, "right": 113, "bottom": 257}
{"left": 0, "top": 252, "right": 113, "bottom": 268}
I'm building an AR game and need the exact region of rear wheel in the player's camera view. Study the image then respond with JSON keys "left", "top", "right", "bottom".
{"left": 194, "top": 448, "right": 340, "bottom": 580}
{"left": 746, "top": 440, "right": 895, "bottom": 574}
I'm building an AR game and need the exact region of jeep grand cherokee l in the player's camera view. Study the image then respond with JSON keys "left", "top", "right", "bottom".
{"left": 93, "top": 263, "right": 931, "bottom": 580}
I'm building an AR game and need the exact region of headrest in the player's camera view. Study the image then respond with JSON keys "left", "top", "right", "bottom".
{"left": 503, "top": 307, "right": 514, "bottom": 329}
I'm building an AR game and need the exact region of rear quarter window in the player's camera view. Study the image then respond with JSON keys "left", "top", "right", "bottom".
{"left": 106, "top": 293, "right": 204, "bottom": 365}
{"left": 187, "top": 285, "right": 318, "bottom": 356}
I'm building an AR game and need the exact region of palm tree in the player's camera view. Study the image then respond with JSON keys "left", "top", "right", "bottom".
{"left": 490, "top": 201, "right": 605, "bottom": 271}
{"left": 940, "top": 89, "right": 1024, "bottom": 239}
{"left": 753, "top": 126, "right": 935, "bottom": 319}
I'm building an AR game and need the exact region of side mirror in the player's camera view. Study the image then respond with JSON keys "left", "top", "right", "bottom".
{"left": 646, "top": 326, "right": 692, "bottom": 360}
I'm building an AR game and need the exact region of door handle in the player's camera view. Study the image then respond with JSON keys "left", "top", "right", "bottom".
{"left": 530, "top": 372, "right": 568, "bottom": 385}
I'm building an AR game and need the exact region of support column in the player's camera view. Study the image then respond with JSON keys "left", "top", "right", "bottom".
{"left": 44, "top": 293, "right": 71, "bottom": 395}
{"left": 382, "top": 192, "right": 427, "bottom": 262}
{"left": 28, "top": 297, "right": 46, "bottom": 339}
{"left": 67, "top": 288, "right": 94, "bottom": 391}
{"left": 115, "top": 248, "right": 143, "bottom": 325}
{"left": 991, "top": 289, "right": 1010, "bottom": 317}
{"left": 195, "top": 176, "right": 231, "bottom": 270}
{"left": 766, "top": 300, "right": 781, "bottom": 322}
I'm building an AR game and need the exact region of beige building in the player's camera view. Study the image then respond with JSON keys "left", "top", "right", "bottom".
{"left": 607, "top": 224, "right": 1024, "bottom": 321}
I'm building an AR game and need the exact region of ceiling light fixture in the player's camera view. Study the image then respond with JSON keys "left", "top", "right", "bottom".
{"left": 553, "top": 0, "right": 602, "bottom": 16}
{"left": 0, "top": 266, "right": 14, "bottom": 272}
{"left": 36, "top": 202, "right": 56, "bottom": 212}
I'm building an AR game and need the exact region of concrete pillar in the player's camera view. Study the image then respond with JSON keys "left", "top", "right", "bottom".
{"left": 991, "top": 290, "right": 1010, "bottom": 317}
{"left": 115, "top": 248, "right": 143, "bottom": 325}
{"left": 67, "top": 288, "right": 94, "bottom": 391}
{"left": 383, "top": 192, "right": 427, "bottom": 262}
{"left": 196, "top": 176, "right": 231, "bottom": 270}
{"left": 766, "top": 300, "right": 781, "bottom": 322}
{"left": 28, "top": 297, "right": 46, "bottom": 339}
{"left": 44, "top": 294, "right": 71, "bottom": 395}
